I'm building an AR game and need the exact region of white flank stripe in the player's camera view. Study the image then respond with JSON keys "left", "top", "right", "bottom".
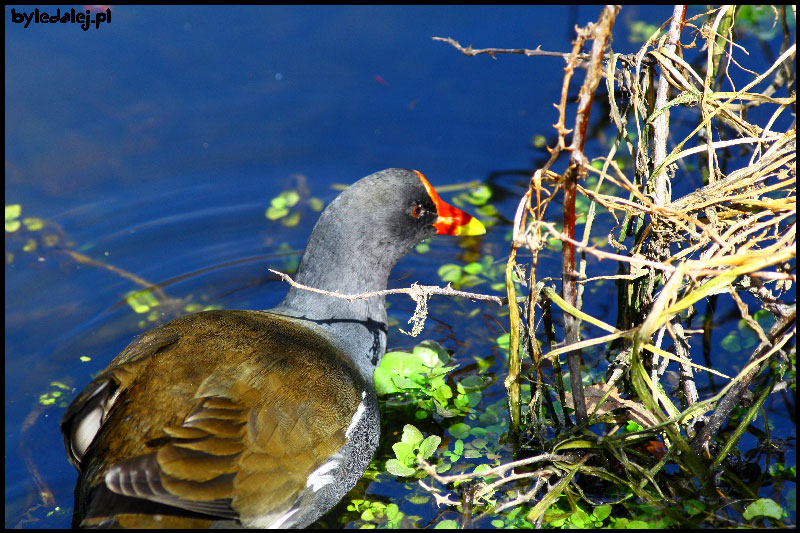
{"left": 345, "top": 391, "right": 367, "bottom": 439}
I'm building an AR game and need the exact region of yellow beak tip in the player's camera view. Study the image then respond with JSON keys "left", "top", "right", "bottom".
{"left": 455, "top": 216, "right": 486, "bottom": 236}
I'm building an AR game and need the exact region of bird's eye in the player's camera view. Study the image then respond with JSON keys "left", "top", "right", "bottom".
{"left": 411, "top": 205, "right": 423, "bottom": 218}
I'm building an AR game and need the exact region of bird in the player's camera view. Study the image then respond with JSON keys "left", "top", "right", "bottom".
{"left": 61, "top": 168, "right": 485, "bottom": 528}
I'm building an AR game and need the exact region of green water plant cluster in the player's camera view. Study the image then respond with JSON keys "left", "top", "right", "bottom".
{"left": 5, "top": 204, "right": 62, "bottom": 262}
{"left": 264, "top": 187, "right": 324, "bottom": 227}
{"left": 385, "top": 424, "right": 441, "bottom": 478}
{"left": 374, "top": 341, "right": 484, "bottom": 420}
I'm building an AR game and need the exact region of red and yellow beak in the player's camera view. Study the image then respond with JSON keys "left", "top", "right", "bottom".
{"left": 415, "top": 170, "right": 486, "bottom": 236}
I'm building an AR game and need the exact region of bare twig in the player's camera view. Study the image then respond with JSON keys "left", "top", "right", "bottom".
{"left": 562, "top": 5, "right": 620, "bottom": 425}
{"left": 433, "top": 36, "right": 560, "bottom": 59}
{"left": 651, "top": 5, "right": 687, "bottom": 205}
{"left": 417, "top": 453, "right": 573, "bottom": 485}
{"left": 432, "top": 36, "right": 650, "bottom": 67}
{"left": 61, "top": 249, "right": 172, "bottom": 302}
{"left": 268, "top": 268, "right": 504, "bottom": 305}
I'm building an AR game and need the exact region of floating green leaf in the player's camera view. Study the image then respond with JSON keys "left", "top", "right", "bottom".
{"left": 282, "top": 212, "right": 301, "bottom": 227}
{"left": 743, "top": 498, "right": 783, "bottom": 520}
{"left": 463, "top": 261, "right": 483, "bottom": 275}
{"left": 684, "top": 499, "right": 705, "bottom": 517}
{"left": 437, "top": 263, "right": 462, "bottom": 282}
{"left": 266, "top": 205, "right": 288, "bottom": 220}
{"left": 5, "top": 204, "right": 21, "bottom": 232}
{"left": 418, "top": 435, "right": 441, "bottom": 459}
{"left": 401, "top": 424, "right": 424, "bottom": 447}
{"left": 23, "top": 217, "right": 44, "bottom": 231}
{"left": 392, "top": 441, "right": 415, "bottom": 465}
{"left": 308, "top": 197, "right": 324, "bottom": 211}
{"left": 449, "top": 422, "right": 470, "bottom": 440}
{"left": 413, "top": 340, "right": 449, "bottom": 367}
{"left": 125, "top": 289, "right": 160, "bottom": 314}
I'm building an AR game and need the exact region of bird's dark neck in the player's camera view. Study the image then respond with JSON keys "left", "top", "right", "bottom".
{"left": 268, "top": 171, "right": 434, "bottom": 380}
{"left": 272, "top": 214, "right": 405, "bottom": 381}
{"left": 276, "top": 206, "right": 400, "bottom": 322}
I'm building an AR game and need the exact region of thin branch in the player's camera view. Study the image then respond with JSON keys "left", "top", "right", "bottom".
{"left": 268, "top": 269, "right": 504, "bottom": 305}
{"left": 562, "top": 5, "right": 620, "bottom": 425}
{"left": 432, "top": 36, "right": 651, "bottom": 67}
{"left": 432, "top": 36, "right": 557, "bottom": 59}
{"left": 652, "top": 5, "right": 687, "bottom": 205}
{"left": 417, "top": 453, "right": 574, "bottom": 485}
{"left": 61, "top": 249, "right": 171, "bottom": 303}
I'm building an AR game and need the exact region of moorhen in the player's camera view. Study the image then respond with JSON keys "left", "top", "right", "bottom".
{"left": 61, "top": 168, "right": 485, "bottom": 528}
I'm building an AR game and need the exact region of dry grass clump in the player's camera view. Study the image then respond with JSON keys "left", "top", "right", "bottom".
{"left": 428, "top": 6, "right": 795, "bottom": 525}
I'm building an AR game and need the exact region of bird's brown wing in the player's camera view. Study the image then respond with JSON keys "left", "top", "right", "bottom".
{"left": 62, "top": 310, "right": 363, "bottom": 528}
